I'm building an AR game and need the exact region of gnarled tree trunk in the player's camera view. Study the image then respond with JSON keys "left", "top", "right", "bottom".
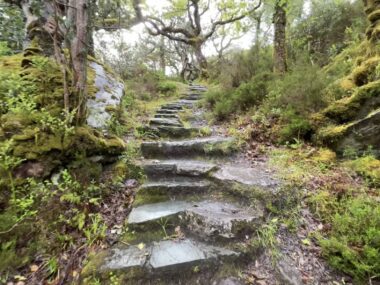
{"left": 273, "top": 0, "right": 287, "bottom": 74}
{"left": 193, "top": 43, "right": 208, "bottom": 79}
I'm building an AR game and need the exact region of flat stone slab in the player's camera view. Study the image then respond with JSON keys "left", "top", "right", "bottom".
{"left": 156, "top": 109, "right": 178, "bottom": 114}
{"left": 99, "top": 239, "right": 238, "bottom": 274}
{"left": 189, "top": 86, "right": 207, "bottom": 92}
{"left": 142, "top": 159, "right": 218, "bottom": 177}
{"left": 149, "top": 239, "right": 237, "bottom": 270}
{"left": 128, "top": 200, "right": 263, "bottom": 239}
{"left": 161, "top": 104, "right": 183, "bottom": 110}
{"left": 155, "top": 114, "right": 179, "bottom": 119}
{"left": 211, "top": 164, "right": 280, "bottom": 188}
{"left": 185, "top": 201, "right": 263, "bottom": 239}
{"left": 183, "top": 94, "right": 202, "bottom": 100}
{"left": 149, "top": 118, "right": 183, "bottom": 127}
{"left": 139, "top": 178, "right": 211, "bottom": 195}
{"left": 141, "top": 126, "right": 199, "bottom": 139}
{"left": 102, "top": 246, "right": 149, "bottom": 271}
{"left": 141, "top": 137, "right": 235, "bottom": 158}
{"left": 128, "top": 200, "right": 190, "bottom": 224}
{"left": 177, "top": 99, "right": 197, "bottom": 106}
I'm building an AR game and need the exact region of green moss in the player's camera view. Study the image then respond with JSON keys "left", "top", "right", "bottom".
{"left": 313, "top": 149, "right": 337, "bottom": 164}
{"left": 1, "top": 113, "right": 34, "bottom": 135}
{"left": 345, "top": 155, "right": 380, "bottom": 186}
{"left": 133, "top": 192, "right": 169, "bottom": 206}
{"left": 12, "top": 127, "right": 39, "bottom": 141}
{"left": 122, "top": 228, "right": 167, "bottom": 244}
{"left": 81, "top": 250, "right": 109, "bottom": 277}
{"left": 351, "top": 56, "right": 380, "bottom": 86}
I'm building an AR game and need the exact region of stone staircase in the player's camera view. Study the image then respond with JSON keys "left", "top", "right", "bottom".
{"left": 82, "top": 84, "right": 280, "bottom": 284}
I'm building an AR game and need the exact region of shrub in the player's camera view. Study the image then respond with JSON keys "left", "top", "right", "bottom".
{"left": 279, "top": 108, "right": 313, "bottom": 142}
{"left": 158, "top": 81, "right": 177, "bottom": 96}
{"left": 232, "top": 72, "right": 272, "bottom": 111}
{"left": 213, "top": 98, "right": 235, "bottom": 121}
{"left": 266, "top": 65, "right": 330, "bottom": 115}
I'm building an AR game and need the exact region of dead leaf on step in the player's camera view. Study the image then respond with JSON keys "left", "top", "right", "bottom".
{"left": 137, "top": 243, "right": 145, "bottom": 250}
{"left": 30, "top": 264, "right": 39, "bottom": 272}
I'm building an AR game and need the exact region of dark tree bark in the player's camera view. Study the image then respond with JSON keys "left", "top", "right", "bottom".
{"left": 273, "top": 0, "right": 287, "bottom": 74}
{"left": 68, "top": 0, "right": 89, "bottom": 121}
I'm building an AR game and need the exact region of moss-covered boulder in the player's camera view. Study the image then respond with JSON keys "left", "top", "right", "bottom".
{"left": 315, "top": 3, "right": 380, "bottom": 156}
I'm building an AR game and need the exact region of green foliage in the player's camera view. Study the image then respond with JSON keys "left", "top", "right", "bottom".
{"left": 0, "top": 4, "right": 24, "bottom": 51}
{"left": 253, "top": 218, "right": 280, "bottom": 260}
{"left": 0, "top": 42, "right": 11, "bottom": 56}
{"left": 266, "top": 65, "right": 330, "bottom": 115}
{"left": 278, "top": 108, "right": 312, "bottom": 142}
{"left": 205, "top": 73, "right": 272, "bottom": 120}
{"left": 0, "top": 139, "right": 25, "bottom": 197}
{"left": 317, "top": 196, "right": 380, "bottom": 282}
{"left": 157, "top": 81, "right": 177, "bottom": 96}
{"left": 119, "top": 142, "right": 145, "bottom": 180}
{"left": 289, "top": 0, "right": 366, "bottom": 66}
{"left": 345, "top": 155, "right": 380, "bottom": 187}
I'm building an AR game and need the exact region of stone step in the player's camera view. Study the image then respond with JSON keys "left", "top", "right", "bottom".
{"left": 183, "top": 95, "right": 202, "bottom": 100}
{"left": 156, "top": 109, "right": 178, "bottom": 114}
{"left": 140, "top": 126, "right": 199, "bottom": 139}
{"left": 211, "top": 164, "right": 280, "bottom": 190}
{"left": 161, "top": 104, "right": 183, "bottom": 110}
{"left": 141, "top": 137, "right": 235, "bottom": 158}
{"left": 141, "top": 159, "right": 218, "bottom": 178}
{"left": 149, "top": 118, "right": 183, "bottom": 127}
{"left": 177, "top": 99, "right": 197, "bottom": 106}
{"left": 139, "top": 178, "right": 211, "bottom": 195}
{"left": 189, "top": 86, "right": 207, "bottom": 92}
{"left": 83, "top": 239, "right": 238, "bottom": 281}
{"left": 128, "top": 200, "right": 263, "bottom": 239}
{"left": 154, "top": 114, "right": 179, "bottom": 119}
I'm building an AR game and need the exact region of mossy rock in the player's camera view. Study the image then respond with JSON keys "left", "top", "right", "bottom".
{"left": 318, "top": 109, "right": 380, "bottom": 156}
{"left": 1, "top": 113, "right": 35, "bottom": 136}
{"left": 11, "top": 126, "right": 125, "bottom": 163}
{"left": 322, "top": 80, "right": 380, "bottom": 124}
{"left": 351, "top": 56, "right": 380, "bottom": 86}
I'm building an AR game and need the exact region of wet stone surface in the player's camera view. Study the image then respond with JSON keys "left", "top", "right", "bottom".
{"left": 101, "top": 239, "right": 238, "bottom": 273}
{"left": 149, "top": 118, "right": 183, "bottom": 127}
{"left": 212, "top": 164, "right": 280, "bottom": 188}
{"left": 142, "top": 159, "right": 218, "bottom": 177}
{"left": 141, "top": 137, "right": 235, "bottom": 158}
{"left": 128, "top": 200, "right": 263, "bottom": 240}
{"left": 139, "top": 177, "right": 212, "bottom": 195}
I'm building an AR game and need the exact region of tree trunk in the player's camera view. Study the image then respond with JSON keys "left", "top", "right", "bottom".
{"left": 69, "top": 0, "right": 89, "bottom": 122}
{"left": 254, "top": 12, "right": 262, "bottom": 56}
{"left": 193, "top": 43, "right": 208, "bottom": 79}
{"left": 159, "top": 36, "right": 166, "bottom": 75}
{"left": 273, "top": 0, "right": 287, "bottom": 74}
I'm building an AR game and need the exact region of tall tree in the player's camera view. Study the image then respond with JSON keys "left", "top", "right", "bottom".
{"left": 140, "top": 0, "right": 262, "bottom": 78}
{"left": 68, "top": 0, "right": 89, "bottom": 121}
{"left": 273, "top": 0, "right": 288, "bottom": 74}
